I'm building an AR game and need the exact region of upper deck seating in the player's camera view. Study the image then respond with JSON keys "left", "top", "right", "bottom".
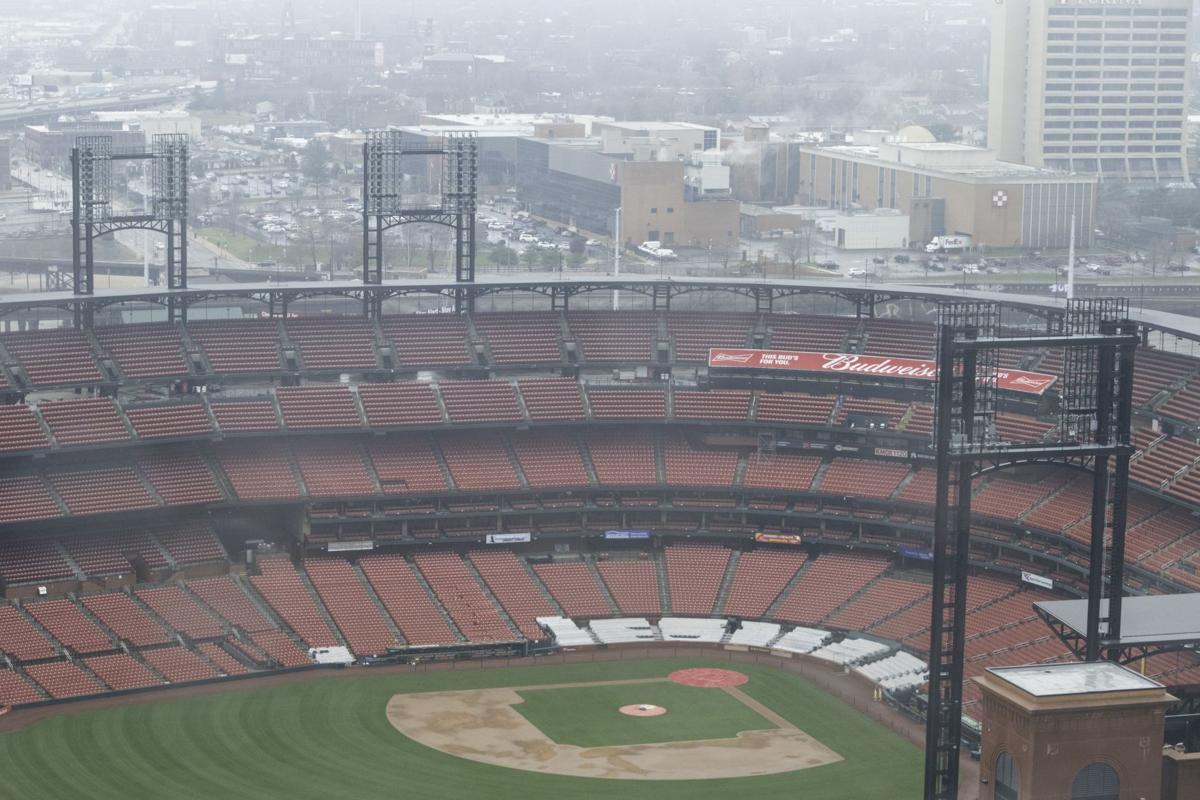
{"left": 38, "top": 398, "right": 130, "bottom": 446}
{"left": 95, "top": 323, "right": 188, "bottom": 379}
{"left": 568, "top": 311, "right": 657, "bottom": 362}
{"left": 188, "top": 320, "right": 282, "bottom": 374}
{"left": 366, "top": 436, "right": 448, "bottom": 495}
{"left": 276, "top": 385, "right": 362, "bottom": 430}
{"left": 358, "top": 383, "right": 444, "bottom": 427}
{"left": 125, "top": 403, "right": 212, "bottom": 440}
{"left": 379, "top": 314, "right": 473, "bottom": 368}
{"left": 285, "top": 317, "right": 378, "bottom": 371}
{"left": 0, "top": 405, "right": 49, "bottom": 452}
{"left": 474, "top": 312, "right": 562, "bottom": 364}
{"left": 438, "top": 380, "right": 523, "bottom": 424}
{"left": 2, "top": 329, "right": 102, "bottom": 386}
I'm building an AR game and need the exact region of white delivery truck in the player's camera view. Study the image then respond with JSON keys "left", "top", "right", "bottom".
{"left": 924, "top": 235, "right": 972, "bottom": 254}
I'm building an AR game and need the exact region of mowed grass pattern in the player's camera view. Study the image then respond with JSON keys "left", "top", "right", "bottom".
{"left": 0, "top": 658, "right": 922, "bottom": 799}
{"left": 513, "top": 681, "right": 772, "bottom": 747}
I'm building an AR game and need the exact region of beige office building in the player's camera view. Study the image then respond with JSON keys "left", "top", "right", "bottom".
{"left": 988, "top": 0, "right": 1192, "bottom": 181}
{"left": 795, "top": 138, "right": 1097, "bottom": 250}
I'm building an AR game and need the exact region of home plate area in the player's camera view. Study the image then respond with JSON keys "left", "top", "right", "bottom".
{"left": 385, "top": 674, "right": 841, "bottom": 780}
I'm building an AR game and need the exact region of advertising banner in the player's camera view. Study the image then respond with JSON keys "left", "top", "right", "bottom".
{"left": 754, "top": 532, "right": 805, "bottom": 545}
{"left": 709, "top": 348, "right": 1057, "bottom": 395}
{"left": 486, "top": 532, "right": 532, "bottom": 544}
{"left": 1021, "top": 571, "right": 1054, "bottom": 590}
{"left": 604, "top": 530, "right": 652, "bottom": 540}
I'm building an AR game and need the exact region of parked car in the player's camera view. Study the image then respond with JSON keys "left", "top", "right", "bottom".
{"left": 893, "top": 254, "right": 910, "bottom": 264}
{"left": 817, "top": 260, "right": 840, "bottom": 270}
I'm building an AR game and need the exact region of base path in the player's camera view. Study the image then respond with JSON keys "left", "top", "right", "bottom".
{"left": 385, "top": 679, "right": 841, "bottom": 781}
{"left": 668, "top": 668, "right": 749, "bottom": 688}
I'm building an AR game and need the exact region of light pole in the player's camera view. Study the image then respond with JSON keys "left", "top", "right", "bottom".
{"left": 613, "top": 206, "right": 621, "bottom": 311}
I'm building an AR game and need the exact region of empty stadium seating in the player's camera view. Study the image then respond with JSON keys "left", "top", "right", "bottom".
{"left": 0, "top": 536, "right": 75, "bottom": 584}
{"left": 248, "top": 558, "right": 338, "bottom": 648}
{"left": 474, "top": 312, "right": 562, "bottom": 364}
{"left": 358, "top": 553, "right": 460, "bottom": 645}
{"left": 358, "top": 383, "right": 445, "bottom": 427}
{"left": 366, "top": 436, "right": 449, "bottom": 495}
{"left": 304, "top": 557, "right": 399, "bottom": 655}
{"left": 772, "top": 552, "right": 890, "bottom": 626}
{"left": 292, "top": 441, "right": 375, "bottom": 497}
{"left": 673, "top": 389, "right": 751, "bottom": 421}
{"left": 49, "top": 466, "right": 157, "bottom": 515}
{"left": 662, "top": 435, "right": 738, "bottom": 487}
{"left": 2, "top": 329, "right": 103, "bottom": 386}
{"left": 137, "top": 449, "right": 224, "bottom": 507}
{"left": 412, "top": 552, "right": 516, "bottom": 642}
{"left": 85, "top": 653, "right": 161, "bottom": 690}
{"left": 568, "top": 311, "right": 656, "bottom": 362}
{"left": 209, "top": 399, "right": 281, "bottom": 433}
{"left": 820, "top": 458, "right": 909, "bottom": 499}
{"left": 0, "top": 605, "right": 57, "bottom": 660}
{"left": 125, "top": 403, "right": 213, "bottom": 439}
{"left": 669, "top": 311, "right": 755, "bottom": 361}
{"left": 467, "top": 550, "right": 556, "bottom": 639}
{"left": 587, "top": 388, "right": 666, "bottom": 419}
{"left": 141, "top": 645, "right": 220, "bottom": 683}
{"left": 38, "top": 398, "right": 130, "bottom": 446}
{"left": 187, "top": 576, "right": 275, "bottom": 633}
{"left": 81, "top": 592, "right": 170, "bottom": 646}
{"left": 188, "top": 320, "right": 282, "bottom": 374}
{"left": 596, "top": 559, "right": 661, "bottom": 616}
{"left": 721, "top": 549, "right": 808, "bottom": 618}
{"left": 438, "top": 380, "right": 523, "bottom": 424}
{"left": 0, "top": 405, "right": 49, "bottom": 452}
{"left": 285, "top": 317, "right": 378, "bottom": 371}
{"left": 26, "top": 599, "right": 114, "bottom": 654}
{"left": 438, "top": 432, "right": 521, "bottom": 491}
{"left": 517, "top": 378, "right": 585, "bottom": 420}
{"left": 510, "top": 431, "right": 590, "bottom": 488}
{"left": 664, "top": 544, "right": 729, "bottom": 616}
{"left": 379, "top": 314, "right": 473, "bottom": 368}
{"left": 277, "top": 385, "right": 362, "bottom": 430}
{"left": 755, "top": 392, "right": 835, "bottom": 425}
{"left": 531, "top": 562, "right": 612, "bottom": 617}
{"left": 25, "top": 661, "right": 103, "bottom": 699}
{"left": 136, "top": 586, "right": 225, "bottom": 639}
{"left": 215, "top": 444, "right": 302, "bottom": 501}
{"left": 95, "top": 323, "right": 189, "bottom": 380}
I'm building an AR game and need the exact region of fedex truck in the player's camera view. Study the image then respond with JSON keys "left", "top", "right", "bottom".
{"left": 924, "top": 235, "right": 972, "bottom": 254}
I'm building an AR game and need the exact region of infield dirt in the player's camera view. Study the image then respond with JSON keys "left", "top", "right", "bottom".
{"left": 385, "top": 677, "right": 842, "bottom": 780}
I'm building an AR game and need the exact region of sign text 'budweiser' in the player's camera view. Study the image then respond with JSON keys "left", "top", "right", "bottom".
{"left": 708, "top": 348, "right": 1057, "bottom": 396}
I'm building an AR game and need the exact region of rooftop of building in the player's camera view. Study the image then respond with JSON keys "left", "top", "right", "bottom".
{"left": 987, "top": 662, "right": 1162, "bottom": 698}
{"left": 799, "top": 142, "right": 1092, "bottom": 182}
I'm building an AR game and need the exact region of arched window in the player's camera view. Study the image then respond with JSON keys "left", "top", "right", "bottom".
{"left": 995, "top": 752, "right": 1019, "bottom": 800}
{"left": 1071, "top": 762, "right": 1119, "bottom": 800}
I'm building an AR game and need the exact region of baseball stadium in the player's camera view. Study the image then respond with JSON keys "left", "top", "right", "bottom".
{"left": 0, "top": 275, "right": 1198, "bottom": 798}
{"left": 1, "top": 135, "right": 1200, "bottom": 800}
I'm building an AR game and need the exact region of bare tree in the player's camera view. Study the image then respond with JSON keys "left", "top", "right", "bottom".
{"left": 779, "top": 234, "right": 806, "bottom": 278}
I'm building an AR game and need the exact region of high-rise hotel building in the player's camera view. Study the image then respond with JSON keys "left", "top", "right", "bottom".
{"left": 988, "top": 0, "right": 1192, "bottom": 181}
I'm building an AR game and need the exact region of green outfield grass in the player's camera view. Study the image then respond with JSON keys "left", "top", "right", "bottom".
{"left": 513, "top": 681, "right": 772, "bottom": 747}
{"left": 0, "top": 658, "right": 922, "bottom": 800}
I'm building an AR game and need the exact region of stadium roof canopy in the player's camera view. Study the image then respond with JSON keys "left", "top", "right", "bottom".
{"left": 1, "top": 275, "right": 1199, "bottom": 344}
{"left": 1035, "top": 594, "right": 1200, "bottom": 661}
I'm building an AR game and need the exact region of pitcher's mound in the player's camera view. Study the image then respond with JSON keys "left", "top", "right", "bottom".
{"left": 619, "top": 704, "right": 667, "bottom": 717}
{"left": 668, "top": 668, "right": 749, "bottom": 688}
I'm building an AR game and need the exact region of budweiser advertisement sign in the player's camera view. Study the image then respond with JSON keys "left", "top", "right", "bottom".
{"left": 709, "top": 348, "right": 1057, "bottom": 396}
